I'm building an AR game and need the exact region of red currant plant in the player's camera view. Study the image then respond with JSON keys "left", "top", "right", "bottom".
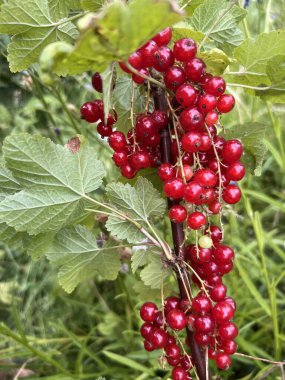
{"left": 0, "top": 0, "right": 283, "bottom": 379}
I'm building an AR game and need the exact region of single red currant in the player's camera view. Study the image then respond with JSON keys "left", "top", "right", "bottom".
{"left": 152, "top": 27, "right": 172, "bottom": 46}
{"left": 217, "top": 94, "right": 235, "bottom": 113}
{"left": 164, "top": 178, "right": 185, "bottom": 199}
{"left": 194, "top": 314, "right": 215, "bottom": 333}
{"left": 203, "top": 76, "right": 226, "bottom": 97}
{"left": 210, "top": 283, "right": 227, "bottom": 302}
{"left": 153, "top": 46, "right": 174, "bottom": 72}
{"left": 164, "top": 297, "right": 181, "bottom": 314}
{"left": 192, "top": 294, "right": 212, "bottom": 314}
{"left": 176, "top": 84, "right": 198, "bottom": 107}
{"left": 215, "top": 353, "right": 231, "bottom": 370}
{"left": 179, "top": 108, "right": 204, "bottom": 131}
{"left": 187, "top": 212, "right": 206, "bottom": 230}
{"left": 222, "top": 139, "right": 243, "bottom": 164}
{"left": 185, "top": 58, "right": 206, "bottom": 81}
{"left": 132, "top": 68, "right": 148, "bottom": 84}
{"left": 169, "top": 205, "right": 188, "bottom": 223}
{"left": 222, "top": 340, "right": 237, "bottom": 355}
{"left": 121, "top": 163, "right": 136, "bottom": 179}
{"left": 193, "top": 168, "right": 217, "bottom": 188}
{"left": 149, "top": 328, "right": 168, "bottom": 349}
{"left": 173, "top": 38, "right": 197, "bottom": 62}
{"left": 109, "top": 131, "right": 127, "bottom": 151}
{"left": 212, "top": 301, "right": 235, "bottom": 324}
{"left": 140, "top": 302, "right": 158, "bottom": 322}
{"left": 172, "top": 366, "right": 188, "bottom": 380}
{"left": 218, "top": 322, "right": 238, "bottom": 340}
{"left": 198, "top": 94, "right": 217, "bottom": 114}
{"left": 184, "top": 181, "right": 204, "bottom": 203}
{"left": 165, "top": 343, "right": 181, "bottom": 359}
{"left": 166, "top": 309, "right": 187, "bottom": 330}
{"left": 213, "top": 245, "right": 234, "bottom": 264}
{"left": 92, "top": 72, "right": 103, "bottom": 92}
{"left": 164, "top": 66, "right": 186, "bottom": 91}
{"left": 140, "top": 322, "right": 154, "bottom": 340}
{"left": 181, "top": 132, "right": 202, "bottom": 153}
{"left": 97, "top": 122, "right": 112, "bottom": 137}
{"left": 144, "top": 340, "right": 155, "bottom": 352}
{"left": 222, "top": 185, "right": 242, "bottom": 204}
{"left": 151, "top": 110, "right": 168, "bottom": 130}
{"left": 140, "top": 40, "right": 158, "bottom": 67}
{"left": 226, "top": 162, "right": 245, "bottom": 181}
{"left": 113, "top": 150, "right": 128, "bottom": 167}
{"left": 130, "top": 152, "right": 151, "bottom": 170}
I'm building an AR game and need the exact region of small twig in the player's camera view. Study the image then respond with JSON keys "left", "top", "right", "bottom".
{"left": 234, "top": 352, "right": 285, "bottom": 365}
{"left": 125, "top": 63, "right": 165, "bottom": 89}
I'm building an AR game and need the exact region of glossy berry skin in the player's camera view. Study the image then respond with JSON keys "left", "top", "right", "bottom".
{"left": 166, "top": 309, "right": 187, "bottom": 330}
{"left": 218, "top": 322, "right": 238, "bottom": 340}
{"left": 158, "top": 163, "right": 175, "bottom": 181}
{"left": 210, "top": 283, "right": 227, "bottom": 302}
{"left": 167, "top": 356, "right": 181, "bottom": 367}
{"left": 212, "top": 301, "right": 235, "bottom": 324}
{"left": 184, "top": 182, "right": 204, "bottom": 203}
{"left": 140, "top": 302, "right": 158, "bottom": 322}
{"left": 140, "top": 40, "right": 158, "bottom": 67}
{"left": 153, "top": 46, "right": 174, "bottom": 72}
{"left": 169, "top": 205, "right": 187, "bottom": 223}
{"left": 113, "top": 150, "right": 128, "bottom": 167}
{"left": 130, "top": 152, "right": 151, "bottom": 170}
{"left": 109, "top": 131, "right": 127, "bottom": 151}
{"left": 226, "top": 162, "right": 245, "bottom": 181}
{"left": 132, "top": 68, "right": 148, "bottom": 84}
{"left": 121, "top": 163, "right": 136, "bottom": 179}
{"left": 152, "top": 27, "right": 172, "bottom": 46}
{"left": 172, "top": 366, "right": 188, "bottom": 380}
{"left": 92, "top": 72, "right": 103, "bottom": 92}
{"left": 217, "top": 94, "right": 235, "bottom": 113}
{"left": 205, "top": 110, "right": 219, "bottom": 126}
{"left": 164, "top": 66, "right": 186, "bottom": 91}
{"left": 223, "top": 185, "right": 242, "bottom": 204}
{"left": 223, "top": 340, "right": 237, "bottom": 355}
{"left": 209, "top": 201, "right": 222, "bottom": 214}
{"left": 164, "top": 178, "right": 185, "bottom": 199}
{"left": 164, "top": 297, "right": 180, "bottom": 314}
{"left": 176, "top": 84, "right": 198, "bottom": 107}
{"left": 128, "top": 51, "right": 143, "bottom": 69}
{"left": 97, "top": 122, "right": 112, "bottom": 137}
{"left": 180, "top": 355, "right": 192, "bottom": 371}
{"left": 179, "top": 108, "right": 204, "bottom": 131}
{"left": 213, "top": 245, "right": 234, "bottom": 264}
{"left": 173, "top": 38, "right": 197, "bottom": 62}
{"left": 203, "top": 76, "right": 226, "bottom": 97}
{"left": 149, "top": 328, "right": 168, "bottom": 349}
{"left": 140, "top": 322, "right": 154, "bottom": 340}
{"left": 185, "top": 58, "right": 206, "bottom": 81}
{"left": 178, "top": 164, "right": 193, "bottom": 181}
{"left": 193, "top": 169, "right": 217, "bottom": 187}
{"left": 153, "top": 311, "right": 164, "bottom": 327}
{"left": 192, "top": 294, "right": 212, "bottom": 314}
{"left": 209, "top": 225, "right": 223, "bottom": 243}
{"left": 200, "top": 133, "right": 212, "bottom": 151}
{"left": 187, "top": 212, "right": 206, "bottom": 230}
{"left": 224, "top": 296, "right": 236, "bottom": 312}
{"left": 194, "top": 332, "right": 211, "bottom": 346}
{"left": 194, "top": 314, "right": 215, "bottom": 333}
{"left": 144, "top": 340, "right": 155, "bottom": 352}
{"left": 216, "top": 353, "right": 231, "bottom": 370}
{"left": 222, "top": 139, "right": 243, "bottom": 164}
{"left": 136, "top": 116, "right": 156, "bottom": 140}
{"left": 181, "top": 132, "right": 202, "bottom": 153}
{"left": 151, "top": 110, "right": 168, "bottom": 130}
{"left": 165, "top": 343, "right": 181, "bottom": 359}
{"left": 198, "top": 94, "right": 217, "bottom": 114}
{"left": 80, "top": 102, "right": 101, "bottom": 123}
{"left": 188, "top": 246, "right": 211, "bottom": 264}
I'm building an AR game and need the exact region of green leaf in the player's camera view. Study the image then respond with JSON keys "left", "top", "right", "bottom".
{"left": 106, "top": 177, "right": 166, "bottom": 243}
{"left": 46, "top": 225, "right": 121, "bottom": 293}
{"left": 255, "top": 55, "right": 285, "bottom": 102}
{"left": 191, "top": 0, "right": 246, "bottom": 47}
{"left": 131, "top": 248, "right": 154, "bottom": 273}
{"left": 140, "top": 257, "right": 169, "bottom": 289}
{"left": 102, "top": 62, "right": 115, "bottom": 123}
{"left": 80, "top": 0, "right": 105, "bottom": 11}
{"left": 223, "top": 123, "right": 268, "bottom": 176}
{"left": 199, "top": 48, "right": 230, "bottom": 75}
{"left": 102, "top": 351, "right": 152, "bottom": 374}
{"left": 0, "top": 164, "right": 21, "bottom": 201}
{"left": 179, "top": 0, "right": 204, "bottom": 16}
{"left": 27, "top": 233, "right": 55, "bottom": 261}
{"left": 0, "top": 134, "right": 105, "bottom": 234}
{"left": 0, "top": 0, "right": 79, "bottom": 72}
{"left": 172, "top": 21, "right": 205, "bottom": 42}
{"left": 0, "top": 223, "right": 18, "bottom": 244}
{"left": 48, "top": 0, "right": 183, "bottom": 75}
{"left": 3, "top": 134, "right": 105, "bottom": 193}
{"left": 48, "top": 0, "right": 81, "bottom": 18}
{"left": 226, "top": 31, "right": 285, "bottom": 86}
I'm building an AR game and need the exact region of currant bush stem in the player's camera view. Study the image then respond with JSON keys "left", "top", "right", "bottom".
{"left": 151, "top": 84, "right": 211, "bottom": 380}
{"left": 125, "top": 63, "right": 166, "bottom": 89}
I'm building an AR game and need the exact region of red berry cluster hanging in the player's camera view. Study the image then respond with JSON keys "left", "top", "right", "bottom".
{"left": 80, "top": 26, "right": 245, "bottom": 378}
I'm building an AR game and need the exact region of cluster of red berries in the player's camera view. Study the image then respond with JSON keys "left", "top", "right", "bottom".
{"left": 80, "top": 27, "right": 244, "bottom": 376}
{"left": 140, "top": 299, "right": 192, "bottom": 380}
{"left": 140, "top": 288, "right": 237, "bottom": 379}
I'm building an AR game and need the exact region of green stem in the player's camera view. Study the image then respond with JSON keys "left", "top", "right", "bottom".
{"left": 54, "top": 87, "right": 82, "bottom": 134}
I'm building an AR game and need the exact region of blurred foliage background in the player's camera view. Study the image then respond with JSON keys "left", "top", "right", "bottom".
{"left": 0, "top": 0, "right": 285, "bottom": 379}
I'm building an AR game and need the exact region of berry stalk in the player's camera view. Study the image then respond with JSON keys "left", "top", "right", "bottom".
{"left": 152, "top": 85, "right": 210, "bottom": 380}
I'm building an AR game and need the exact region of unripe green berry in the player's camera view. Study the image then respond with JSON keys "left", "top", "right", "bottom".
{"left": 198, "top": 235, "right": 213, "bottom": 249}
